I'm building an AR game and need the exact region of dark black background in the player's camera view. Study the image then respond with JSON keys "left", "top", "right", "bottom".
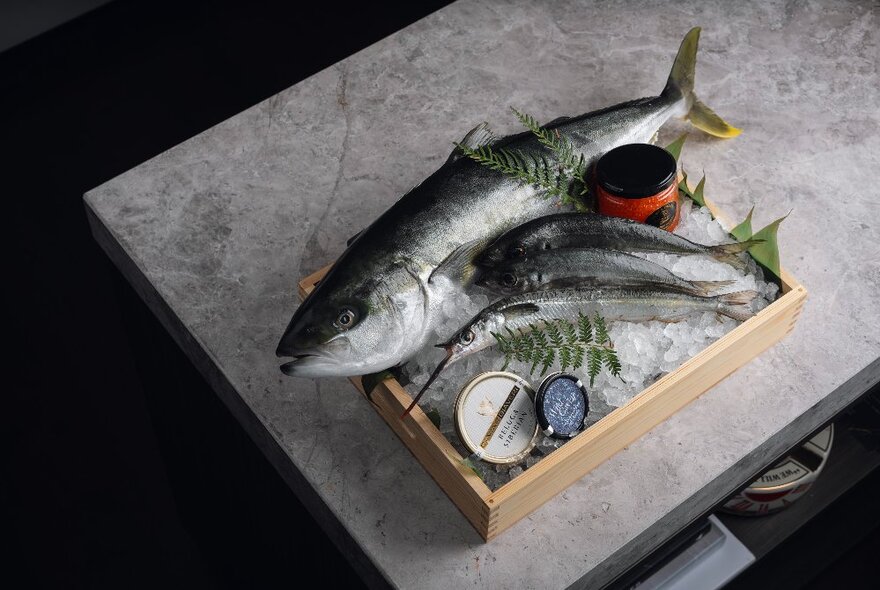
{"left": 2, "top": 1, "right": 450, "bottom": 587}
{"left": 3, "top": 1, "right": 879, "bottom": 588}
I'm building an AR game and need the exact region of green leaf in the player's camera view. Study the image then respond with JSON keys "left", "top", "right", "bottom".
{"left": 361, "top": 370, "right": 393, "bottom": 398}
{"left": 730, "top": 206, "right": 755, "bottom": 241}
{"left": 424, "top": 406, "right": 442, "bottom": 429}
{"left": 665, "top": 133, "right": 688, "bottom": 162}
{"left": 677, "top": 169, "right": 707, "bottom": 208}
{"left": 747, "top": 213, "right": 789, "bottom": 279}
{"left": 461, "top": 456, "right": 484, "bottom": 479}
{"left": 690, "top": 174, "right": 707, "bottom": 207}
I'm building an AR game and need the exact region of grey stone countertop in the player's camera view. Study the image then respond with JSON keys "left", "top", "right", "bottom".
{"left": 85, "top": 1, "right": 880, "bottom": 588}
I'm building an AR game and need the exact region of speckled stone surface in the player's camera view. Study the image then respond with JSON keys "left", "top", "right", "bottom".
{"left": 85, "top": 1, "right": 880, "bottom": 588}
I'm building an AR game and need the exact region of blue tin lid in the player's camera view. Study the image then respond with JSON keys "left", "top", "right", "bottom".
{"left": 535, "top": 372, "right": 589, "bottom": 439}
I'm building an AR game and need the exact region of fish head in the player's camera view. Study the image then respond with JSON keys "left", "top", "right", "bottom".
{"left": 276, "top": 267, "right": 421, "bottom": 378}
{"left": 477, "top": 262, "right": 527, "bottom": 295}
{"left": 441, "top": 310, "right": 505, "bottom": 365}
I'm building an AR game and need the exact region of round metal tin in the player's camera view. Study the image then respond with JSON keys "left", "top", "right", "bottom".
{"left": 721, "top": 424, "right": 834, "bottom": 515}
{"left": 535, "top": 372, "right": 589, "bottom": 439}
{"left": 453, "top": 372, "right": 539, "bottom": 464}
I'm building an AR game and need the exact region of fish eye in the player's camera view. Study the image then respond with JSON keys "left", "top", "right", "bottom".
{"left": 459, "top": 329, "right": 475, "bottom": 345}
{"left": 508, "top": 244, "right": 526, "bottom": 259}
{"left": 334, "top": 307, "right": 358, "bottom": 330}
{"left": 501, "top": 272, "right": 518, "bottom": 288}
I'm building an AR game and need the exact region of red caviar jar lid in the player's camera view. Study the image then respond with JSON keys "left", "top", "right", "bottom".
{"left": 596, "top": 143, "right": 677, "bottom": 198}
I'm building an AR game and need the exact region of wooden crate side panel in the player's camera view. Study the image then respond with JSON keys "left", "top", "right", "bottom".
{"left": 297, "top": 270, "right": 493, "bottom": 536}
{"left": 485, "top": 285, "right": 806, "bottom": 539}
{"left": 356, "top": 378, "right": 494, "bottom": 534}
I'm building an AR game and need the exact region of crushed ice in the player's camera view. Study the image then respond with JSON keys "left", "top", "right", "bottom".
{"left": 398, "top": 200, "right": 780, "bottom": 490}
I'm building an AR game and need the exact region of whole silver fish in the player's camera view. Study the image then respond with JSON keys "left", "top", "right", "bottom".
{"left": 479, "top": 213, "right": 759, "bottom": 270}
{"left": 441, "top": 287, "right": 756, "bottom": 369}
{"left": 277, "top": 27, "right": 740, "bottom": 378}
{"left": 477, "top": 247, "right": 733, "bottom": 297}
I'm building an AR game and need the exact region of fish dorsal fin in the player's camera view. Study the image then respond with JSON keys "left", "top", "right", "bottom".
{"left": 501, "top": 302, "right": 540, "bottom": 320}
{"left": 428, "top": 238, "right": 485, "bottom": 286}
{"left": 447, "top": 122, "right": 495, "bottom": 164}
{"left": 346, "top": 229, "right": 363, "bottom": 247}
{"left": 544, "top": 115, "right": 571, "bottom": 126}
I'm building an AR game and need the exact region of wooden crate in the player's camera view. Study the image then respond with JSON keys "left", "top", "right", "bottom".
{"left": 297, "top": 198, "right": 806, "bottom": 541}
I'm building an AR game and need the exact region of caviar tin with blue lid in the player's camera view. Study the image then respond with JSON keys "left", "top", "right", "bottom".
{"left": 535, "top": 372, "right": 590, "bottom": 439}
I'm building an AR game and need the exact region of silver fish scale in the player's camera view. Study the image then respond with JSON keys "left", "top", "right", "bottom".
{"left": 496, "top": 289, "right": 722, "bottom": 333}
{"left": 480, "top": 213, "right": 732, "bottom": 267}
{"left": 483, "top": 248, "right": 710, "bottom": 296}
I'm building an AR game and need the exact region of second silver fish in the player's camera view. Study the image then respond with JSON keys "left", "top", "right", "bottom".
{"left": 477, "top": 247, "right": 732, "bottom": 297}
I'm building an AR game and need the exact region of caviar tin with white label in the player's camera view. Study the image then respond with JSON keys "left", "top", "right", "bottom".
{"left": 453, "top": 372, "right": 540, "bottom": 464}
{"left": 722, "top": 424, "right": 834, "bottom": 515}
{"left": 535, "top": 372, "right": 589, "bottom": 439}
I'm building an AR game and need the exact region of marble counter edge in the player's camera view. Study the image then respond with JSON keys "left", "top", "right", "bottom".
{"left": 580, "top": 357, "right": 880, "bottom": 589}
{"left": 83, "top": 199, "right": 395, "bottom": 590}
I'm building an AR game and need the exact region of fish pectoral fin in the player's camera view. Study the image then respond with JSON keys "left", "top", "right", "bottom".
{"left": 446, "top": 122, "right": 496, "bottom": 164}
{"left": 395, "top": 257, "right": 431, "bottom": 319}
{"left": 428, "top": 238, "right": 486, "bottom": 286}
{"left": 501, "top": 303, "right": 540, "bottom": 320}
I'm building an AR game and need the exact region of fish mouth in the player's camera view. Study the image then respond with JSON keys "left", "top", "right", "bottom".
{"left": 277, "top": 335, "right": 352, "bottom": 376}
{"left": 279, "top": 352, "right": 336, "bottom": 377}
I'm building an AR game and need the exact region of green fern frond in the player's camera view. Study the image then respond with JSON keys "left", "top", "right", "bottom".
{"left": 593, "top": 312, "right": 610, "bottom": 345}
{"left": 602, "top": 347, "right": 622, "bottom": 378}
{"left": 456, "top": 142, "right": 570, "bottom": 200}
{"left": 491, "top": 315, "right": 623, "bottom": 388}
{"left": 577, "top": 312, "right": 593, "bottom": 345}
{"left": 541, "top": 347, "right": 555, "bottom": 376}
{"left": 547, "top": 321, "right": 564, "bottom": 349}
{"left": 559, "top": 344, "right": 572, "bottom": 371}
{"left": 495, "top": 107, "right": 592, "bottom": 210}
{"left": 587, "top": 347, "right": 603, "bottom": 387}
{"left": 563, "top": 320, "right": 578, "bottom": 347}
{"left": 572, "top": 342, "right": 585, "bottom": 370}
{"left": 511, "top": 108, "right": 558, "bottom": 152}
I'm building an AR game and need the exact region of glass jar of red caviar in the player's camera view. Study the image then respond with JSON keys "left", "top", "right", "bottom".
{"left": 595, "top": 143, "right": 680, "bottom": 231}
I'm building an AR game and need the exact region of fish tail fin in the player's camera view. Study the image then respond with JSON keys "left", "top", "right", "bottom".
{"left": 716, "top": 290, "right": 758, "bottom": 321}
{"left": 708, "top": 239, "right": 765, "bottom": 270}
{"left": 689, "top": 279, "right": 736, "bottom": 295}
{"left": 662, "top": 27, "right": 742, "bottom": 139}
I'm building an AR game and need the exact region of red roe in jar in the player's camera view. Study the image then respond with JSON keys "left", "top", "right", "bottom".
{"left": 595, "top": 143, "right": 680, "bottom": 231}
